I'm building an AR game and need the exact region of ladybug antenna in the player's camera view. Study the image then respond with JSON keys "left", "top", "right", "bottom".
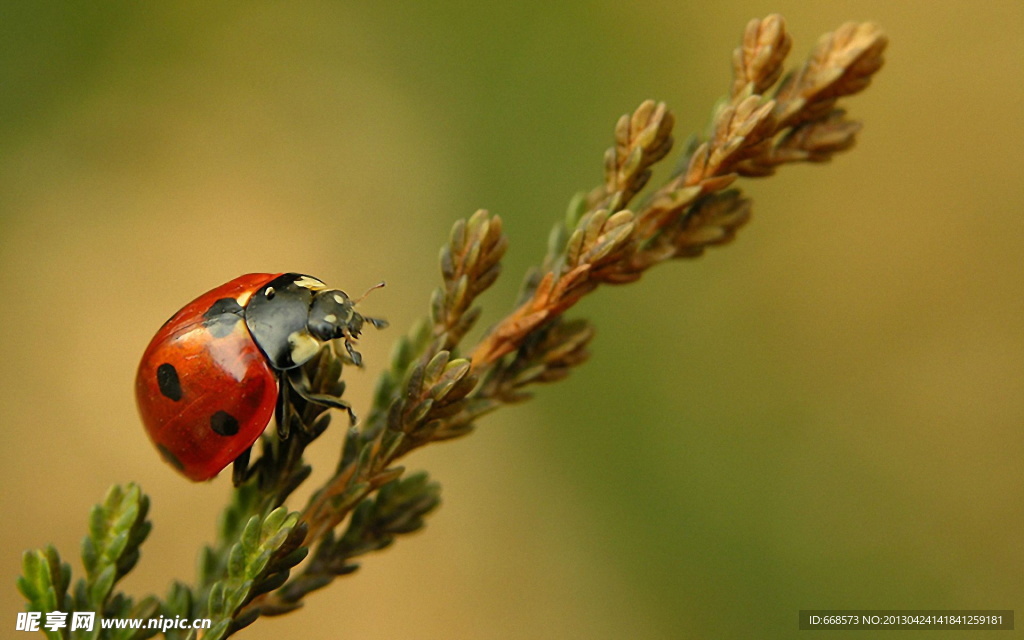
{"left": 353, "top": 281, "right": 388, "bottom": 331}
{"left": 354, "top": 281, "right": 386, "bottom": 305}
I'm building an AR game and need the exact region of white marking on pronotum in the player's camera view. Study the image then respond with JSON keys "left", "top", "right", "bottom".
{"left": 324, "top": 313, "right": 338, "bottom": 323}
{"left": 294, "top": 275, "right": 327, "bottom": 290}
{"left": 288, "top": 331, "right": 321, "bottom": 365}
{"left": 333, "top": 294, "right": 346, "bottom": 305}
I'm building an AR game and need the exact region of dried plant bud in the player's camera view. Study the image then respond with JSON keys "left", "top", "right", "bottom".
{"left": 565, "top": 208, "right": 636, "bottom": 271}
{"left": 809, "top": 22, "right": 887, "bottom": 99}
{"left": 476, "top": 317, "right": 595, "bottom": 406}
{"left": 776, "top": 109, "right": 863, "bottom": 162}
{"left": 637, "top": 184, "right": 703, "bottom": 237}
{"left": 775, "top": 21, "right": 887, "bottom": 127}
{"left": 472, "top": 207, "right": 638, "bottom": 367}
{"left": 670, "top": 190, "right": 752, "bottom": 259}
{"left": 694, "top": 95, "right": 777, "bottom": 182}
{"left": 583, "top": 211, "right": 635, "bottom": 267}
{"left": 433, "top": 210, "right": 508, "bottom": 350}
{"left": 603, "top": 100, "right": 675, "bottom": 207}
{"left": 522, "top": 319, "right": 594, "bottom": 382}
{"left": 386, "top": 351, "right": 477, "bottom": 449}
{"left": 735, "top": 107, "right": 866, "bottom": 177}
{"left": 732, "top": 14, "right": 792, "bottom": 97}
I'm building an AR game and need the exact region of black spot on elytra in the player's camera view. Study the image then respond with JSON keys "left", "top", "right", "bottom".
{"left": 157, "top": 443, "right": 186, "bottom": 472}
{"left": 203, "top": 297, "right": 245, "bottom": 338}
{"left": 156, "top": 363, "right": 182, "bottom": 401}
{"left": 204, "top": 296, "right": 244, "bottom": 318}
{"left": 210, "top": 411, "right": 240, "bottom": 436}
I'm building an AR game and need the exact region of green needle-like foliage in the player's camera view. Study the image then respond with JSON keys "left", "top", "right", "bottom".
{"left": 197, "top": 508, "right": 307, "bottom": 639}
{"left": 18, "top": 546, "right": 72, "bottom": 640}
{"left": 18, "top": 15, "right": 886, "bottom": 637}
{"left": 19, "top": 484, "right": 159, "bottom": 640}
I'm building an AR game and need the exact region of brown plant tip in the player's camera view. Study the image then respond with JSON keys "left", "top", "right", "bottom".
{"left": 779, "top": 109, "right": 863, "bottom": 162}
{"left": 470, "top": 207, "right": 638, "bottom": 367}
{"left": 669, "top": 190, "right": 752, "bottom": 259}
{"left": 433, "top": 209, "right": 508, "bottom": 350}
{"left": 774, "top": 21, "right": 887, "bottom": 128}
{"left": 472, "top": 16, "right": 885, "bottom": 373}
{"left": 567, "top": 209, "right": 636, "bottom": 274}
{"left": 603, "top": 100, "right": 675, "bottom": 208}
{"left": 635, "top": 184, "right": 703, "bottom": 241}
{"left": 732, "top": 14, "right": 793, "bottom": 98}
{"left": 478, "top": 318, "right": 596, "bottom": 405}
{"left": 686, "top": 95, "right": 776, "bottom": 185}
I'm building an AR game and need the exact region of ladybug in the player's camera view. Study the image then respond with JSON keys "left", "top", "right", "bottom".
{"left": 135, "top": 273, "right": 385, "bottom": 482}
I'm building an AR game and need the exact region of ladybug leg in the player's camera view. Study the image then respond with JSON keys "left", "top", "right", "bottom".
{"left": 232, "top": 446, "right": 253, "bottom": 486}
{"left": 342, "top": 336, "right": 363, "bottom": 367}
{"left": 285, "top": 367, "right": 357, "bottom": 426}
{"left": 275, "top": 372, "right": 292, "bottom": 440}
{"left": 338, "top": 318, "right": 386, "bottom": 367}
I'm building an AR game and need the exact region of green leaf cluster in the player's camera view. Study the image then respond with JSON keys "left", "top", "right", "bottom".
{"left": 18, "top": 483, "right": 158, "bottom": 640}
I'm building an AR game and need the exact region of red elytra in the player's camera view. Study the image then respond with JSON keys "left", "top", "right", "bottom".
{"left": 135, "top": 273, "right": 383, "bottom": 482}
{"left": 136, "top": 274, "right": 281, "bottom": 481}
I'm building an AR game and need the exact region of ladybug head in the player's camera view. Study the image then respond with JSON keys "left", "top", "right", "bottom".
{"left": 308, "top": 285, "right": 387, "bottom": 367}
{"left": 309, "top": 285, "right": 387, "bottom": 337}
{"left": 307, "top": 289, "right": 361, "bottom": 341}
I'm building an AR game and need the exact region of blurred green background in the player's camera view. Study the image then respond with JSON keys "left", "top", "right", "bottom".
{"left": 2, "top": 2, "right": 1021, "bottom": 638}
